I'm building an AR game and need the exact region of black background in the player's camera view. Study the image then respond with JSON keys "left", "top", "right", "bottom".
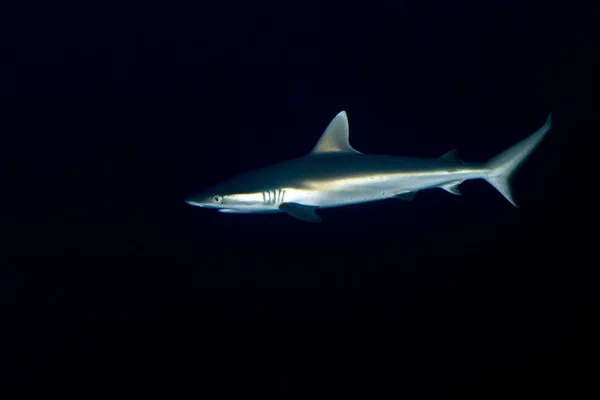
{"left": 1, "top": 0, "right": 592, "bottom": 398}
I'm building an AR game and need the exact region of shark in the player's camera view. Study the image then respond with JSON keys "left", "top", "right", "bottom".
{"left": 185, "top": 111, "right": 552, "bottom": 223}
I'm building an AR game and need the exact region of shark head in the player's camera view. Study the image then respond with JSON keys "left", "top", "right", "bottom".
{"left": 185, "top": 181, "right": 276, "bottom": 214}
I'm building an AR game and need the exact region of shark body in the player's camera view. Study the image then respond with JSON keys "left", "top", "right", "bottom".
{"left": 186, "top": 111, "right": 551, "bottom": 222}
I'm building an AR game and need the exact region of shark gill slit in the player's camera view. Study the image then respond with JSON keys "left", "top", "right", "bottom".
{"left": 264, "top": 189, "right": 285, "bottom": 205}
{"left": 263, "top": 190, "right": 278, "bottom": 205}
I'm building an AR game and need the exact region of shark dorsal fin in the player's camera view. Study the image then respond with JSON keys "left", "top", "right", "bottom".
{"left": 310, "top": 111, "right": 362, "bottom": 155}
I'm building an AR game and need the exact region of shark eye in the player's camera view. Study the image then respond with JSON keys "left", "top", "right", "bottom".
{"left": 212, "top": 195, "right": 223, "bottom": 204}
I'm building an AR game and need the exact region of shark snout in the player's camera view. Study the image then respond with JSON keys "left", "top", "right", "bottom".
{"left": 185, "top": 199, "right": 203, "bottom": 207}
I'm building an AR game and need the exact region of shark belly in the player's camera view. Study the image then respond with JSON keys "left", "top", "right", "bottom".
{"left": 285, "top": 168, "right": 483, "bottom": 208}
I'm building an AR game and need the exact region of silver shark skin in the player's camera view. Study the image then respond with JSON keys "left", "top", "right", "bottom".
{"left": 186, "top": 111, "right": 552, "bottom": 222}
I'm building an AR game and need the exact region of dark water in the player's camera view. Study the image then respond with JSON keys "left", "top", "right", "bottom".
{"left": 1, "top": 0, "right": 590, "bottom": 398}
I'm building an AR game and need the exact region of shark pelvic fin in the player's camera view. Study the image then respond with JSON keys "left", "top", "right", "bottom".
{"left": 393, "top": 192, "right": 417, "bottom": 201}
{"left": 310, "top": 111, "right": 362, "bottom": 155}
{"left": 440, "top": 180, "right": 464, "bottom": 195}
{"left": 279, "top": 203, "right": 322, "bottom": 223}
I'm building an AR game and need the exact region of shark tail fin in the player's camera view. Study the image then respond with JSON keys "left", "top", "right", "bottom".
{"left": 483, "top": 114, "right": 552, "bottom": 207}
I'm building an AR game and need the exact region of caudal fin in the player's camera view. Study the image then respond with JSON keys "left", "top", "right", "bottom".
{"left": 483, "top": 114, "right": 552, "bottom": 207}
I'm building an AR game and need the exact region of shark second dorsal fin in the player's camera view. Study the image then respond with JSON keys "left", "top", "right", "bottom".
{"left": 310, "top": 111, "right": 362, "bottom": 155}
{"left": 440, "top": 149, "right": 464, "bottom": 163}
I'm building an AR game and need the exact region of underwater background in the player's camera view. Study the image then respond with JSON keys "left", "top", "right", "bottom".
{"left": 1, "top": 0, "right": 590, "bottom": 398}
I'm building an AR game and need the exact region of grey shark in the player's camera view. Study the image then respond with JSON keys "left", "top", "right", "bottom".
{"left": 186, "top": 111, "right": 552, "bottom": 223}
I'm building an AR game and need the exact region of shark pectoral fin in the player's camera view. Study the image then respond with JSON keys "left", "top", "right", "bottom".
{"left": 279, "top": 203, "right": 322, "bottom": 223}
{"left": 440, "top": 180, "right": 464, "bottom": 195}
{"left": 393, "top": 192, "right": 417, "bottom": 201}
